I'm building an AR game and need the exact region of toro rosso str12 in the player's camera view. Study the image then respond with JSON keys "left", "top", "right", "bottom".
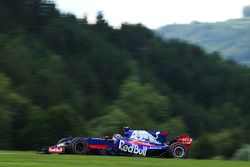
{"left": 38, "top": 127, "right": 193, "bottom": 158}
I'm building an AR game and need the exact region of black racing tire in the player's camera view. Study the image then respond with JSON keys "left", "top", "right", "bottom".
{"left": 69, "top": 137, "right": 88, "bottom": 154}
{"left": 168, "top": 142, "right": 187, "bottom": 158}
{"left": 57, "top": 138, "right": 69, "bottom": 144}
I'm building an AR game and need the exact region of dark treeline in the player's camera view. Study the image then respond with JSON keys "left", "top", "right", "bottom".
{"left": 0, "top": 0, "right": 249, "bottom": 160}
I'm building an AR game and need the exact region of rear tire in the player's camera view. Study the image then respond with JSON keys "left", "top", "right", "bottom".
{"left": 168, "top": 142, "right": 187, "bottom": 158}
{"left": 69, "top": 137, "right": 88, "bottom": 154}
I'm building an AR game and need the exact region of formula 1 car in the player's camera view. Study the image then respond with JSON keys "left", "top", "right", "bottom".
{"left": 37, "top": 127, "right": 193, "bottom": 158}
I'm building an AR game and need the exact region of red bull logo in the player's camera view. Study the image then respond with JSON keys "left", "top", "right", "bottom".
{"left": 48, "top": 147, "right": 63, "bottom": 153}
{"left": 119, "top": 140, "right": 147, "bottom": 156}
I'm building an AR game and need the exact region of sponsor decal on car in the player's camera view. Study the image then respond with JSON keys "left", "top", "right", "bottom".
{"left": 177, "top": 136, "right": 193, "bottom": 145}
{"left": 48, "top": 147, "right": 63, "bottom": 153}
{"left": 119, "top": 140, "right": 147, "bottom": 156}
{"left": 149, "top": 146, "right": 167, "bottom": 150}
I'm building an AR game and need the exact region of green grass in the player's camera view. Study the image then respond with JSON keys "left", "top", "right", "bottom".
{"left": 0, "top": 151, "right": 249, "bottom": 167}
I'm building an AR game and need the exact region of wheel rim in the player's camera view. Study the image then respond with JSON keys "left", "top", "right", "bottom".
{"left": 173, "top": 146, "right": 185, "bottom": 158}
{"left": 74, "top": 142, "right": 85, "bottom": 153}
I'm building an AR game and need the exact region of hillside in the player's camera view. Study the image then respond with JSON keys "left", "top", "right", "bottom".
{"left": 0, "top": 0, "right": 249, "bottom": 160}
{"left": 156, "top": 18, "right": 250, "bottom": 66}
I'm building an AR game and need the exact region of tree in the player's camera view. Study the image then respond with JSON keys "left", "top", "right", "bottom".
{"left": 117, "top": 23, "right": 154, "bottom": 52}
{"left": 0, "top": 35, "right": 33, "bottom": 86}
{"left": 24, "top": 0, "right": 58, "bottom": 33}
{"left": 90, "top": 77, "right": 170, "bottom": 134}
{"left": 233, "top": 144, "right": 250, "bottom": 161}
{"left": 159, "top": 117, "right": 187, "bottom": 139}
{"left": 86, "top": 42, "right": 133, "bottom": 102}
{"left": 207, "top": 102, "right": 241, "bottom": 131}
{"left": 189, "top": 134, "right": 215, "bottom": 159}
{"left": 82, "top": 14, "right": 88, "bottom": 24}
{"left": 110, "top": 77, "right": 170, "bottom": 128}
{"left": 90, "top": 109, "right": 131, "bottom": 136}
{"left": 20, "top": 104, "right": 87, "bottom": 149}
{"left": 0, "top": 74, "right": 13, "bottom": 149}
{"left": 95, "top": 11, "right": 111, "bottom": 33}
{"left": 0, "top": 73, "right": 37, "bottom": 149}
{"left": 210, "top": 129, "right": 242, "bottom": 158}
{"left": 96, "top": 11, "right": 106, "bottom": 25}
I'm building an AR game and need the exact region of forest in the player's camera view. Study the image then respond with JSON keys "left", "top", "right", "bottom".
{"left": 0, "top": 0, "right": 249, "bottom": 160}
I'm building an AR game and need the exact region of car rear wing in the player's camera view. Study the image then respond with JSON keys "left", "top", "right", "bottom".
{"left": 177, "top": 136, "right": 193, "bottom": 149}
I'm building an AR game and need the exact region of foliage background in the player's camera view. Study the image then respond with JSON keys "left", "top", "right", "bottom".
{"left": 0, "top": 0, "right": 249, "bottom": 160}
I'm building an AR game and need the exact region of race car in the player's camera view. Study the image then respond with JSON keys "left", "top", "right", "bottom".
{"left": 37, "top": 127, "right": 193, "bottom": 158}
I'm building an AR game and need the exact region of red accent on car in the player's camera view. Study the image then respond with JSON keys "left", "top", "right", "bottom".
{"left": 177, "top": 136, "right": 193, "bottom": 149}
{"left": 48, "top": 147, "right": 64, "bottom": 153}
{"left": 88, "top": 144, "right": 109, "bottom": 149}
{"left": 162, "top": 131, "right": 168, "bottom": 136}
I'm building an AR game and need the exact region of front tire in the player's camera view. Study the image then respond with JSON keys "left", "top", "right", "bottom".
{"left": 169, "top": 142, "right": 187, "bottom": 158}
{"left": 69, "top": 137, "right": 88, "bottom": 154}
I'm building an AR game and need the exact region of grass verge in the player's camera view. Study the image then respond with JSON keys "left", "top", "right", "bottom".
{"left": 0, "top": 151, "right": 249, "bottom": 167}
